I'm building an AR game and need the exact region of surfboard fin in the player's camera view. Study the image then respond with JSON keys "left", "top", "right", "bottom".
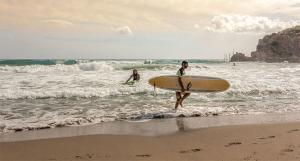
{"left": 153, "top": 83, "right": 157, "bottom": 96}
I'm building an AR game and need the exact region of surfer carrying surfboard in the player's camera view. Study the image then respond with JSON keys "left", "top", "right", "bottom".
{"left": 175, "top": 61, "right": 190, "bottom": 109}
{"left": 125, "top": 69, "right": 140, "bottom": 84}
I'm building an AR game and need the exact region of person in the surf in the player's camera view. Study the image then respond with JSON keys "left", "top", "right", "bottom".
{"left": 125, "top": 69, "right": 140, "bottom": 84}
{"left": 175, "top": 60, "right": 191, "bottom": 109}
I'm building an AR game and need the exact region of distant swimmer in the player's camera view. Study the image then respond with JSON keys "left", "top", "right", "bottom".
{"left": 125, "top": 69, "right": 140, "bottom": 85}
{"left": 175, "top": 61, "right": 191, "bottom": 109}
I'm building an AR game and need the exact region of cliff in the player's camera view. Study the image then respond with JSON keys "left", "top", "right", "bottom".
{"left": 230, "top": 52, "right": 253, "bottom": 62}
{"left": 251, "top": 26, "right": 300, "bottom": 62}
{"left": 231, "top": 26, "right": 300, "bottom": 62}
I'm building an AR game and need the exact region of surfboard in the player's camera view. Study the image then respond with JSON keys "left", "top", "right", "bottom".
{"left": 148, "top": 75, "right": 230, "bottom": 93}
{"left": 125, "top": 81, "right": 135, "bottom": 85}
{"left": 123, "top": 81, "right": 137, "bottom": 86}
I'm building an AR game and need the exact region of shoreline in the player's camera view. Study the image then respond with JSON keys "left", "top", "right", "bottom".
{"left": 2, "top": 119, "right": 300, "bottom": 161}
{"left": 2, "top": 112, "right": 300, "bottom": 142}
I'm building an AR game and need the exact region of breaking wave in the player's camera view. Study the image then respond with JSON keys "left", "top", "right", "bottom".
{"left": 1, "top": 60, "right": 300, "bottom": 133}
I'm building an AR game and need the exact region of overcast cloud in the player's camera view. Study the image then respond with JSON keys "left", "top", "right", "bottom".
{"left": 206, "top": 15, "right": 300, "bottom": 34}
{"left": 0, "top": 0, "right": 299, "bottom": 59}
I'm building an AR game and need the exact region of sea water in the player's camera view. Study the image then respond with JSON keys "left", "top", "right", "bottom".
{"left": 0, "top": 59, "right": 300, "bottom": 133}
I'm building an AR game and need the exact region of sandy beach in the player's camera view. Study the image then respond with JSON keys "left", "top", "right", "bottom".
{"left": 1, "top": 120, "right": 300, "bottom": 161}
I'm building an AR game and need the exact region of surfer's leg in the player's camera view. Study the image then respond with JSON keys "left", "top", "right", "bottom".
{"left": 175, "top": 92, "right": 182, "bottom": 109}
{"left": 179, "top": 93, "right": 190, "bottom": 107}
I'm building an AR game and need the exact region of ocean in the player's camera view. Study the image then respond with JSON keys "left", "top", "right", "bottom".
{"left": 0, "top": 59, "right": 300, "bottom": 133}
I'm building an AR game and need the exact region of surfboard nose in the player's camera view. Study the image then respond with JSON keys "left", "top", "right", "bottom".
{"left": 223, "top": 80, "right": 230, "bottom": 91}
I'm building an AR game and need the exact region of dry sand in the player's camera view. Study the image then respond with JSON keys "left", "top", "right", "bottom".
{"left": 1, "top": 122, "right": 300, "bottom": 161}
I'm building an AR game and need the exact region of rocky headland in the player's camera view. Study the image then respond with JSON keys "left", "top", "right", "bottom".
{"left": 231, "top": 26, "right": 300, "bottom": 62}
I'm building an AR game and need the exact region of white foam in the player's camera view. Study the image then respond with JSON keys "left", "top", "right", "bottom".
{"left": 1, "top": 61, "right": 300, "bottom": 133}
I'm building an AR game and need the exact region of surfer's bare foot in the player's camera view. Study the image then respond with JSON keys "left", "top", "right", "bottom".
{"left": 179, "top": 99, "right": 183, "bottom": 107}
{"left": 179, "top": 93, "right": 190, "bottom": 107}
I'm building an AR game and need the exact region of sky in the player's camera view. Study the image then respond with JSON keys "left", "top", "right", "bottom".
{"left": 0, "top": 0, "right": 300, "bottom": 59}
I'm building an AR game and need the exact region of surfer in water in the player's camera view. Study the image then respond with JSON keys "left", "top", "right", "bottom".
{"left": 125, "top": 69, "right": 140, "bottom": 84}
{"left": 175, "top": 60, "right": 191, "bottom": 109}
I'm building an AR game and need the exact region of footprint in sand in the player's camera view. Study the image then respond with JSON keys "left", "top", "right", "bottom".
{"left": 136, "top": 154, "right": 151, "bottom": 157}
{"left": 75, "top": 156, "right": 82, "bottom": 159}
{"left": 180, "top": 148, "right": 202, "bottom": 153}
{"left": 257, "top": 136, "right": 275, "bottom": 140}
{"left": 282, "top": 148, "right": 294, "bottom": 152}
{"left": 75, "top": 154, "right": 94, "bottom": 159}
{"left": 288, "top": 129, "right": 300, "bottom": 133}
{"left": 243, "top": 151, "right": 259, "bottom": 161}
{"left": 225, "top": 142, "right": 242, "bottom": 147}
{"left": 86, "top": 154, "right": 93, "bottom": 159}
{"left": 243, "top": 156, "right": 257, "bottom": 161}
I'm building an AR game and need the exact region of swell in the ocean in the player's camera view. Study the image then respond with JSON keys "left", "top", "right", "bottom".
{"left": 0, "top": 59, "right": 78, "bottom": 66}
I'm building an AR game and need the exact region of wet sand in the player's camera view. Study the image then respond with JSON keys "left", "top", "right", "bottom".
{"left": 2, "top": 112, "right": 300, "bottom": 142}
{"left": 1, "top": 121, "right": 300, "bottom": 161}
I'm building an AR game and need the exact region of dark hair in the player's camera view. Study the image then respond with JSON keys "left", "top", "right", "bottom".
{"left": 182, "top": 60, "right": 188, "bottom": 65}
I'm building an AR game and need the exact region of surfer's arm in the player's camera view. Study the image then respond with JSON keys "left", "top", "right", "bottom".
{"left": 176, "top": 68, "right": 185, "bottom": 92}
{"left": 125, "top": 75, "right": 133, "bottom": 83}
{"left": 178, "top": 76, "right": 185, "bottom": 92}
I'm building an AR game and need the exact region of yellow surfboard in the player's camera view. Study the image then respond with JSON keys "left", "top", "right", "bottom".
{"left": 149, "top": 75, "right": 230, "bottom": 93}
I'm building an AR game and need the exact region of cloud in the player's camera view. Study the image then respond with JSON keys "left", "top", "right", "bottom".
{"left": 206, "top": 14, "right": 300, "bottom": 34}
{"left": 116, "top": 26, "right": 133, "bottom": 35}
{"left": 194, "top": 24, "right": 200, "bottom": 29}
{"left": 43, "top": 19, "right": 74, "bottom": 28}
{"left": 0, "top": 0, "right": 300, "bottom": 33}
{"left": 291, "top": 3, "right": 300, "bottom": 8}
